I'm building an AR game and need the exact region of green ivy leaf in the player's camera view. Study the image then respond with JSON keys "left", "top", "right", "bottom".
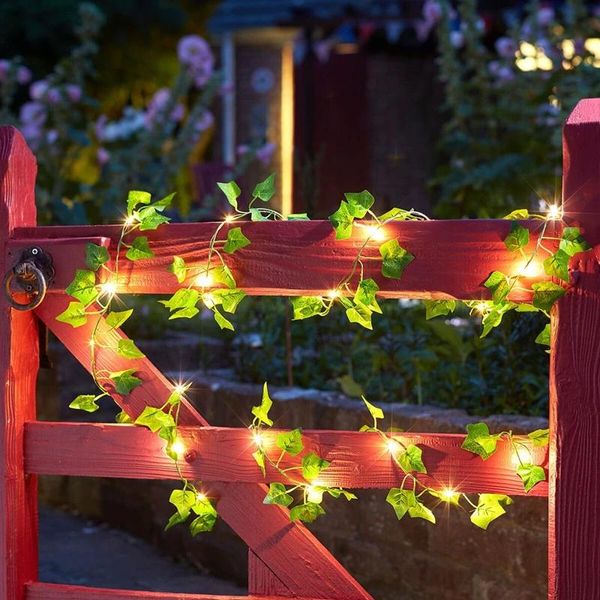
{"left": 503, "top": 223, "right": 530, "bottom": 252}
{"left": 362, "top": 396, "right": 384, "bottom": 422}
{"left": 69, "top": 394, "right": 100, "bottom": 412}
{"left": 116, "top": 339, "right": 145, "bottom": 359}
{"left": 66, "top": 269, "right": 98, "bottom": 305}
{"left": 252, "top": 173, "right": 276, "bottom": 201}
{"left": 289, "top": 502, "right": 325, "bottom": 523}
{"left": 386, "top": 489, "right": 435, "bottom": 524}
{"left": 543, "top": 250, "right": 570, "bottom": 282}
{"left": 253, "top": 449, "right": 266, "bottom": 476}
{"left": 127, "top": 190, "right": 151, "bottom": 216}
{"left": 379, "top": 239, "right": 414, "bottom": 279}
{"left": 354, "top": 278, "right": 382, "bottom": 314}
{"left": 532, "top": 281, "right": 566, "bottom": 311}
{"left": 378, "top": 207, "right": 411, "bottom": 221}
{"left": 470, "top": 494, "right": 512, "bottom": 530}
{"left": 159, "top": 289, "right": 200, "bottom": 320}
{"left": 217, "top": 180, "right": 241, "bottom": 209}
{"left": 212, "top": 265, "right": 237, "bottom": 289}
{"left": 483, "top": 271, "right": 511, "bottom": 303}
{"left": 397, "top": 444, "right": 427, "bottom": 474}
{"left": 517, "top": 463, "right": 546, "bottom": 492}
{"left": 424, "top": 299, "right": 457, "bottom": 319}
{"left": 286, "top": 213, "right": 309, "bottom": 220}
{"left": 535, "top": 324, "right": 551, "bottom": 347}
{"left": 325, "top": 488, "right": 358, "bottom": 501}
{"left": 461, "top": 422, "right": 499, "bottom": 460}
{"left": 126, "top": 236, "right": 154, "bottom": 261}
{"left": 344, "top": 190, "right": 374, "bottom": 218}
{"left": 165, "top": 511, "right": 187, "bottom": 531}
{"left": 189, "top": 499, "right": 217, "bottom": 535}
{"left": 251, "top": 382, "right": 273, "bottom": 426}
{"left": 503, "top": 209, "right": 529, "bottom": 220}
{"left": 250, "top": 208, "right": 268, "bottom": 221}
{"left": 135, "top": 406, "right": 176, "bottom": 433}
{"left": 85, "top": 243, "right": 109, "bottom": 272}
{"left": 528, "top": 428, "right": 549, "bottom": 447}
{"left": 106, "top": 309, "right": 133, "bottom": 330}
{"left": 56, "top": 301, "right": 88, "bottom": 328}
{"left": 168, "top": 256, "right": 187, "bottom": 284}
{"left": 264, "top": 483, "right": 294, "bottom": 507}
{"left": 428, "top": 489, "right": 461, "bottom": 506}
{"left": 302, "top": 452, "right": 330, "bottom": 481}
{"left": 152, "top": 192, "right": 175, "bottom": 210}
{"left": 115, "top": 410, "right": 133, "bottom": 424}
{"left": 329, "top": 201, "right": 354, "bottom": 240}
{"left": 560, "top": 227, "right": 590, "bottom": 256}
{"left": 213, "top": 308, "right": 234, "bottom": 330}
{"left": 109, "top": 368, "right": 142, "bottom": 395}
{"left": 276, "top": 428, "right": 304, "bottom": 456}
{"left": 291, "top": 296, "right": 323, "bottom": 320}
{"left": 137, "top": 206, "right": 170, "bottom": 231}
{"left": 481, "top": 302, "right": 515, "bottom": 337}
{"left": 223, "top": 227, "right": 251, "bottom": 254}
{"left": 212, "top": 289, "right": 246, "bottom": 314}
{"left": 169, "top": 489, "right": 196, "bottom": 519}
{"left": 346, "top": 303, "right": 373, "bottom": 330}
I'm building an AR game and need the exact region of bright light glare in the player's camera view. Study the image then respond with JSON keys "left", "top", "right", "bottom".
{"left": 517, "top": 259, "right": 544, "bottom": 278}
{"left": 224, "top": 214, "right": 235, "bottom": 223}
{"left": 196, "top": 492, "right": 207, "bottom": 502}
{"left": 252, "top": 430, "right": 264, "bottom": 447}
{"left": 171, "top": 439, "right": 186, "bottom": 458}
{"left": 386, "top": 438, "right": 402, "bottom": 456}
{"left": 366, "top": 225, "right": 386, "bottom": 241}
{"left": 196, "top": 272, "right": 214, "bottom": 288}
{"left": 441, "top": 488, "right": 458, "bottom": 501}
{"left": 99, "top": 281, "right": 117, "bottom": 296}
{"left": 174, "top": 383, "right": 190, "bottom": 395}
{"left": 511, "top": 445, "right": 532, "bottom": 467}
{"left": 306, "top": 484, "right": 323, "bottom": 504}
{"left": 327, "top": 289, "right": 340, "bottom": 299}
{"left": 475, "top": 302, "right": 489, "bottom": 315}
{"left": 547, "top": 204, "right": 563, "bottom": 220}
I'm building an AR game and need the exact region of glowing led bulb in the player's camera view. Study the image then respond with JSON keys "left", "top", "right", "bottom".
{"left": 327, "top": 289, "right": 340, "bottom": 299}
{"left": 196, "top": 492, "right": 207, "bottom": 502}
{"left": 252, "top": 430, "right": 264, "bottom": 447}
{"left": 511, "top": 445, "right": 532, "bottom": 467}
{"left": 224, "top": 214, "right": 235, "bottom": 223}
{"left": 174, "top": 383, "right": 190, "bottom": 396}
{"left": 171, "top": 439, "right": 186, "bottom": 459}
{"left": 306, "top": 484, "right": 324, "bottom": 504}
{"left": 124, "top": 215, "right": 136, "bottom": 226}
{"left": 386, "top": 438, "right": 402, "bottom": 456}
{"left": 517, "top": 259, "right": 544, "bottom": 278}
{"left": 88, "top": 338, "right": 96, "bottom": 349}
{"left": 547, "top": 204, "right": 563, "bottom": 220}
{"left": 196, "top": 272, "right": 213, "bottom": 288}
{"left": 99, "top": 281, "right": 117, "bottom": 296}
{"left": 441, "top": 488, "right": 458, "bottom": 501}
{"left": 475, "top": 302, "right": 488, "bottom": 315}
{"left": 366, "top": 225, "right": 386, "bottom": 241}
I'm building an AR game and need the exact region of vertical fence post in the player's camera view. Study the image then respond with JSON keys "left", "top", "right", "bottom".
{"left": 550, "top": 99, "right": 600, "bottom": 599}
{"left": 0, "top": 126, "right": 39, "bottom": 600}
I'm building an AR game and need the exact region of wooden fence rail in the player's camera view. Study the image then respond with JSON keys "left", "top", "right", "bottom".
{"left": 1, "top": 98, "right": 600, "bottom": 599}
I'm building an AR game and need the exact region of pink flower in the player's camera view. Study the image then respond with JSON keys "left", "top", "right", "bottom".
{"left": 495, "top": 37, "right": 517, "bottom": 59}
{"left": 65, "top": 84, "right": 82, "bottom": 102}
{"left": 30, "top": 80, "right": 49, "bottom": 100}
{"left": 17, "top": 66, "right": 31, "bottom": 85}
{"left": 145, "top": 88, "right": 185, "bottom": 126}
{"left": 20, "top": 101, "right": 47, "bottom": 127}
{"left": 423, "top": 0, "right": 442, "bottom": 23}
{"left": 0, "top": 60, "right": 9, "bottom": 81}
{"left": 256, "top": 142, "right": 276, "bottom": 166}
{"left": 177, "top": 35, "right": 213, "bottom": 68}
{"left": 537, "top": 7, "right": 554, "bottom": 27}
{"left": 97, "top": 147, "right": 110, "bottom": 165}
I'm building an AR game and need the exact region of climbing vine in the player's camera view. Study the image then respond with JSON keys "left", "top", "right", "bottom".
{"left": 55, "top": 174, "right": 572, "bottom": 535}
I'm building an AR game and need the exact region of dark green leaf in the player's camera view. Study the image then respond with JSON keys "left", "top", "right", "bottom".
{"left": 503, "top": 223, "right": 530, "bottom": 252}
{"left": 483, "top": 271, "right": 511, "bottom": 303}
{"left": 66, "top": 269, "right": 98, "bottom": 305}
{"left": 379, "top": 239, "right": 414, "bottom": 279}
{"left": 289, "top": 502, "right": 325, "bottom": 523}
{"left": 252, "top": 173, "right": 276, "bottom": 201}
{"left": 543, "top": 250, "right": 570, "bottom": 282}
{"left": 217, "top": 180, "right": 241, "bottom": 209}
{"left": 344, "top": 190, "right": 374, "bottom": 218}
{"left": 264, "top": 483, "right": 294, "bottom": 507}
{"left": 286, "top": 213, "right": 309, "bottom": 220}
{"left": 109, "top": 368, "right": 142, "bottom": 395}
{"left": 223, "top": 227, "right": 251, "bottom": 254}
{"left": 424, "top": 299, "right": 457, "bottom": 319}
{"left": 560, "top": 227, "right": 590, "bottom": 256}
{"left": 291, "top": 296, "right": 323, "bottom": 320}
{"left": 85, "top": 243, "right": 109, "bottom": 271}
{"left": 532, "top": 281, "right": 566, "bottom": 311}
{"left": 329, "top": 201, "right": 354, "bottom": 240}
{"left": 126, "top": 236, "right": 153, "bottom": 261}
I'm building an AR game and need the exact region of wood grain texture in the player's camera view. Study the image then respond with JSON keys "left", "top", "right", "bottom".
{"left": 26, "top": 582, "right": 322, "bottom": 600}
{"left": 13, "top": 219, "right": 559, "bottom": 300}
{"left": 248, "top": 551, "right": 292, "bottom": 596}
{"left": 35, "top": 294, "right": 372, "bottom": 600}
{"left": 0, "top": 126, "right": 39, "bottom": 600}
{"left": 24, "top": 422, "right": 548, "bottom": 497}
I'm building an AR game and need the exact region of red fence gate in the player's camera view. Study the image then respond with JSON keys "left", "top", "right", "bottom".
{"left": 1, "top": 99, "right": 600, "bottom": 600}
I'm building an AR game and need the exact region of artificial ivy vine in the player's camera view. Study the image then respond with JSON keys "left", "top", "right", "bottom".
{"left": 55, "top": 175, "right": 567, "bottom": 535}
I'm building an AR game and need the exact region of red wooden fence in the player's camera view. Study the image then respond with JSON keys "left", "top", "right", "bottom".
{"left": 1, "top": 98, "right": 599, "bottom": 599}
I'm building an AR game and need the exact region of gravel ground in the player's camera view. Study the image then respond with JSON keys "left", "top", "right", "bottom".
{"left": 39, "top": 505, "right": 245, "bottom": 595}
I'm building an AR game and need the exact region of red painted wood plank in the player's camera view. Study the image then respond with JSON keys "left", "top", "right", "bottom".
{"left": 550, "top": 98, "right": 600, "bottom": 600}
{"left": 26, "top": 582, "right": 321, "bottom": 600}
{"left": 0, "top": 126, "right": 39, "bottom": 600}
{"left": 248, "top": 551, "right": 291, "bottom": 596}
{"left": 24, "top": 422, "right": 548, "bottom": 497}
{"left": 35, "top": 294, "right": 372, "bottom": 600}
{"left": 12, "top": 219, "right": 559, "bottom": 300}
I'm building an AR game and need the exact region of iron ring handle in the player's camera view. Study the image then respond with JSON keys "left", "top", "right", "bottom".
{"left": 3, "top": 262, "right": 48, "bottom": 311}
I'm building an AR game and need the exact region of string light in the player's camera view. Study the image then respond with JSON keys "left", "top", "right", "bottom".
{"left": 440, "top": 487, "right": 459, "bottom": 502}
{"left": 326, "top": 289, "right": 340, "bottom": 299}
{"left": 511, "top": 445, "right": 532, "bottom": 467}
{"left": 386, "top": 438, "right": 402, "bottom": 456}
{"left": 306, "top": 484, "right": 324, "bottom": 504}
{"left": 124, "top": 215, "right": 136, "bottom": 226}
{"left": 196, "top": 272, "right": 213, "bottom": 288}
{"left": 196, "top": 492, "right": 207, "bottom": 502}
{"left": 517, "top": 259, "right": 544, "bottom": 278}
{"left": 171, "top": 439, "right": 186, "bottom": 459}
{"left": 99, "top": 281, "right": 117, "bottom": 297}
{"left": 224, "top": 214, "right": 235, "bottom": 223}
{"left": 174, "top": 382, "right": 190, "bottom": 396}
{"left": 252, "top": 430, "right": 264, "bottom": 447}
{"left": 475, "top": 302, "right": 489, "bottom": 315}
{"left": 547, "top": 204, "right": 563, "bottom": 221}
{"left": 366, "top": 225, "right": 386, "bottom": 242}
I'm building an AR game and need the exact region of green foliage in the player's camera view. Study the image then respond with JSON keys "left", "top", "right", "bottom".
{"left": 461, "top": 422, "right": 500, "bottom": 460}
{"left": 217, "top": 181, "right": 241, "bottom": 210}
{"left": 251, "top": 382, "right": 273, "bottom": 427}
{"left": 252, "top": 174, "right": 276, "bottom": 202}
{"left": 504, "top": 224, "right": 530, "bottom": 252}
{"left": 289, "top": 502, "right": 325, "bottom": 523}
{"left": 517, "top": 463, "right": 546, "bottom": 492}
{"left": 66, "top": 269, "right": 98, "bottom": 305}
{"left": 126, "top": 236, "right": 154, "bottom": 261}
{"left": 397, "top": 444, "right": 427, "bottom": 474}
{"left": 109, "top": 368, "right": 142, "bottom": 394}
{"left": 223, "top": 227, "right": 251, "bottom": 254}
{"left": 56, "top": 301, "right": 88, "bottom": 327}
{"left": 85, "top": 243, "right": 110, "bottom": 271}
{"left": 106, "top": 309, "right": 133, "bottom": 330}
{"left": 276, "top": 429, "right": 304, "bottom": 456}
{"left": 69, "top": 394, "right": 101, "bottom": 412}
{"left": 470, "top": 494, "right": 512, "bottom": 530}
{"left": 386, "top": 489, "right": 436, "bottom": 524}
{"left": 168, "top": 256, "right": 187, "bottom": 284}
{"left": 379, "top": 240, "right": 414, "bottom": 279}
{"left": 301, "top": 452, "right": 330, "bottom": 481}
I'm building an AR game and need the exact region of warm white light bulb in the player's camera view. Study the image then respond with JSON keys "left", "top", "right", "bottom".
{"left": 386, "top": 438, "right": 402, "bottom": 456}
{"left": 99, "top": 281, "right": 117, "bottom": 296}
{"left": 124, "top": 215, "right": 136, "bottom": 226}
{"left": 224, "top": 214, "right": 235, "bottom": 223}
{"left": 517, "top": 259, "right": 544, "bottom": 278}
{"left": 511, "top": 445, "right": 532, "bottom": 467}
{"left": 366, "top": 225, "right": 386, "bottom": 241}
{"left": 171, "top": 439, "right": 186, "bottom": 458}
{"left": 174, "top": 383, "right": 189, "bottom": 396}
{"left": 252, "top": 430, "right": 264, "bottom": 447}
{"left": 326, "top": 289, "right": 340, "bottom": 299}
{"left": 196, "top": 272, "right": 213, "bottom": 288}
{"left": 196, "top": 492, "right": 207, "bottom": 502}
{"left": 441, "top": 488, "right": 457, "bottom": 501}
{"left": 547, "top": 204, "right": 563, "bottom": 221}
{"left": 306, "top": 484, "right": 324, "bottom": 504}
